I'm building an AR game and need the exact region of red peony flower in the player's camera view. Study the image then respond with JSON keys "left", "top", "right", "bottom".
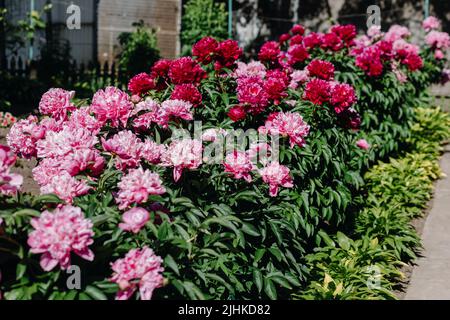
{"left": 228, "top": 106, "right": 247, "bottom": 122}
{"left": 287, "top": 44, "right": 310, "bottom": 65}
{"left": 355, "top": 47, "right": 384, "bottom": 77}
{"left": 303, "top": 78, "right": 331, "bottom": 105}
{"left": 291, "top": 24, "right": 305, "bottom": 36}
{"left": 214, "top": 39, "right": 243, "bottom": 70}
{"left": 168, "top": 57, "right": 207, "bottom": 84}
{"left": 128, "top": 73, "right": 156, "bottom": 95}
{"left": 171, "top": 84, "right": 202, "bottom": 106}
{"left": 258, "top": 41, "right": 281, "bottom": 62}
{"left": 151, "top": 59, "right": 171, "bottom": 78}
{"left": 192, "top": 36, "right": 218, "bottom": 64}
{"left": 237, "top": 76, "right": 269, "bottom": 113}
{"left": 306, "top": 59, "right": 335, "bottom": 80}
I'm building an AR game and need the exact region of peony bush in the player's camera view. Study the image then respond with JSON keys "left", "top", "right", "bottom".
{"left": 0, "top": 18, "right": 449, "bottom": 300}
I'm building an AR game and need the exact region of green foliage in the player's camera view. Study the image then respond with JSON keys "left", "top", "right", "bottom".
{"left": 118, "top": 21, "right": 161, "bottom": 77}
{"left": 181, "top": 0, "right": 228, "bottom": 55}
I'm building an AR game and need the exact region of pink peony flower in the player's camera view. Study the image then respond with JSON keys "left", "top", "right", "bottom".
{"left": 160, "top": 138, "right": 203, "bottom": 182}
{"left": 423, "top": 16, "right": 441, "bottom": 32}
{"left": 91, "top": 86, "right": 133, "bottom": 127}
{"left": 435, "top": 49, "right": 445, "bottom": 60}
{"left": 7, "top": 115, "right": 45, "bottom": 159}
{"left": 67, "top": 106, "right": 103, "bottom": 134}
{"left": 27, "top": 205, "right": 94, "bottom": 271}
{"left": 356, "top": 139, "right": 370, "bottom": 150}
{"left": 236, "top": 76, "right": 269, "bottom": 113}
{"left": 234, "top": 61, "right": 267, "bottom": 79}
{"left": 425, "top": 31, "right": 450, "bottom": 50}
{"left": 36, "top": 125, "right": 98, "bottom": 159}
{"left": 247, "top": 142, "right": 272, "bottom": 166}
{"left": 384, "top": 25, "right": 411, "bottom": 42}
{"left": 259, "top": 161, "right": 294, "bottom": 197}
{"left": 0, "top": 145, "right": 23, "bottom": 195}
{"left": 260, "top": 112, "right": 310, "bottom": 148}
{"left": 102, "top": 130, "right": 143, "bottom": 170}
{"left": 141, "top": 139, "right": 165, "bottom": 164}
{"left": 289, "top": 70, "right": 310, "bottom": 89}
{"left": 119, "top": 207, "right": 150, "bottom": 234}
{"left": 40, "top": 171, "right": 91, "bottom": 203}
{"left": 223, "top": 150, "right": 254, "bottom": 182}
{"left": 110, "top": 247, "right": 164, "bottom": 300}
{"left": 367, "top": 25, "right": 382, "bottom": 38}
{"left": 159, "top": 99, "right": 194, "bottom": 128}
{"left": 38, "top": 88, "right": 76, "bottom": 121}
{"left": 116, "top": 167, "right": 166, "bottom": 210}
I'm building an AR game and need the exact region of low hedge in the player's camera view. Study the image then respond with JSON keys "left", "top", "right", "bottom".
{"left": 298, "top": 106, "right": 450, "bottom": 300}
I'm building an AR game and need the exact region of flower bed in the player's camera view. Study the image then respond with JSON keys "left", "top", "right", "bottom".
{"left": 0, "top": 18, "right": 449, "bottom": 300}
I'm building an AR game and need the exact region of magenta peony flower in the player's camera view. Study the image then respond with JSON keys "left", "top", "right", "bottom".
{"left": 160, "top": 138, "right": 203, "bottom": 182}
{"left": 170, "top": 84, "right": 202, "bottom": 106}
{"left": 227, "top": 105, "right": 247, "bottom": 122}
{"left": 423, "top": 16, "right": 441, "bottom": 32}
{"left": 128, "top": 73, "right": 156, "bottom": 96}
{"left": 169, "top": 57, "right": 207, "bottom": 85}
{"left": 260, "top": 111, "right": 310, "bottom": 148}
{"left": 91, "top": 86, "right": 133, "bottom": 127}
{"left": 355, "top": 46, "right": 384, "bottom": 77}
{"left": 110, "top": 247, "right": 164, "bottom": 300}
{"left": 27, "top": 205, "right": 94, "bottom": 271}
{"left": 102, "top": 130, "right": 143, "bottom": 170}
{"left": 330, "top": 83, "right": 357, "bottom": 114}
{"left": 259, "top": 161, "right": 294, "bottom": 197}
{"left": 303, "top": 78, "right": 331, "bottom": 105}
{"left": 320, "top": 32, "right": 344, "bottom": 51}
{"left": 119, "top": 207, "right": 150, "bottom": 234}
{"left": 264, "top": 69, "right": 289, "bottom": 103}
{"left": 307, "top": 59, "right": 335, "bottom": 80}
{"left": 291, "top": 24, "right": 305, "bottom": 35}
{"left": 258, "top": 41, "right": 281, "bottom": 62}
{"left": 7, "top": 115, "right": 45, "bottom": 159}
{"left": 286, "top": 44, "right": 310, "bottom": 65}
{"left": 38, "top": 88, "right": 76, "bottom": 121}
{"left": 356, "top": 139, "right": 370, "bottom": 150}
{"left": 223, "top": 150, "right": 254, "bottom": 182}
{"left": 331, "top": 24, "right": 357, "bottom": 45}
{"left": 116, "top": 167, "right": 166, "bottom": 210}
{"left": 0, "top": 145, "right": 23, "bottom": 195}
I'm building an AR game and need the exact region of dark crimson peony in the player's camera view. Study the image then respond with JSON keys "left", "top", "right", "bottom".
{"left": 214, "top": 40, "right": 243, "bottom": 70}
{"left": 171, "top": 84, "right": 202, "bottom": 106}
{"left": 291, "top": 24, "right": 305, "bottom": 36}
{"left": 228, "top": 105, "right": 247, "bottom": 122}
{"left": 279, "top": 33, "right": 291, "bottom": 44}
{"left": 151, "top": 59, "right": 171, "bottom": 78}
{"left": 337, "top": 108, "right": 361, "bottom": 130}
{"left": 128, "top": 73, "right": 156, "bottom": 95}
{"left": 192, "top": 37, "right": 218, "bottom": 65}
{"left": 306, "top": 59, "right": 335, "bottom": 80}
{"left": 330, "top": 83, "right": 357, "bottom": 113}
{"left": 168, "top": 57, "right": 207, "bottom": 84}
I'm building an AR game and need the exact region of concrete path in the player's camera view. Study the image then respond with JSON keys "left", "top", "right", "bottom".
{"left": 404, "top": 145, "right": 450, "bottom": 300}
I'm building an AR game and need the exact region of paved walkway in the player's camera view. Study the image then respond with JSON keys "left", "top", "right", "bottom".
{"left": 404, "top": 145, "right": 450, "bottom": 300}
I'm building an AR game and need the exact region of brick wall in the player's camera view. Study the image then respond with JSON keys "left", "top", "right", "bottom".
{"left": 97, "top": 0, "right": 181, "bottom": 63}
